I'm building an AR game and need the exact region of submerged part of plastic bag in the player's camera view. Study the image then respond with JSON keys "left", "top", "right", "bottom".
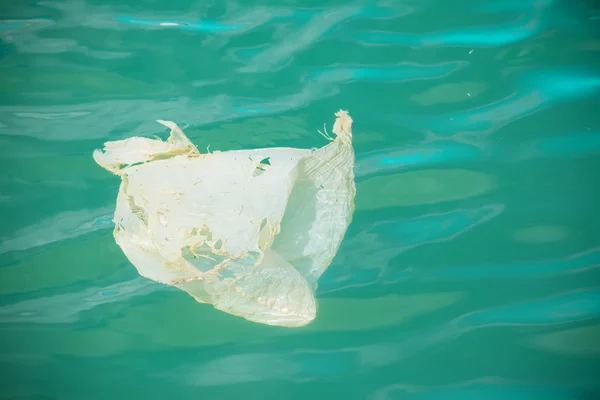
{"left": 93, "top": 110, "right": 356, "bottom": 327}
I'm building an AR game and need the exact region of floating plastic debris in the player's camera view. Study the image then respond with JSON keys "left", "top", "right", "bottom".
{"left": 93, "top": 110, "right": 356, "bottom": 327}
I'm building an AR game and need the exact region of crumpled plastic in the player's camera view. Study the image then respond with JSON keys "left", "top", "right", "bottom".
{"left": 93, "top": 110, "right": 356, "bottom": 327}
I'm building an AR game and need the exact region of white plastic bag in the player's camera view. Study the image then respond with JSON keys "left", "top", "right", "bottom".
{"left": 93, "top": 110, "right": 355, "bottom": 327}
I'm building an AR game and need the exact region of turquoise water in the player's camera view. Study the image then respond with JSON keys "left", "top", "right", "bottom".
{"left": 2, "top": 0, "right": 600, "bottom": 398}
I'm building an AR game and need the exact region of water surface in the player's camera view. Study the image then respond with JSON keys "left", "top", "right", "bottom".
{"left": 1, "top": 0, "right": 599, "bottom": 398}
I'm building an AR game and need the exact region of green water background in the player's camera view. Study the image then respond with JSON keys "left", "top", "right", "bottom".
{"left": 1, "top": 0, "right": 600, "bottom": 398}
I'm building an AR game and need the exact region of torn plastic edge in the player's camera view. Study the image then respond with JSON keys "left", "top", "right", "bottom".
{"left": 93, "top": 120, "right": 200, "bottom": 175}
{"left": 332, "top": 109, "right": 353, "bottom": 142}
{"left": 94, "top": 110, "right": 352, "bottom": 175}
{"left": 155, "top": 217, "right": 279, "bottom": 286}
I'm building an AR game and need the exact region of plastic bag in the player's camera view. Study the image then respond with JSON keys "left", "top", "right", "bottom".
{"left": 93, "top": 110, "right": 355, "bottom": 327}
